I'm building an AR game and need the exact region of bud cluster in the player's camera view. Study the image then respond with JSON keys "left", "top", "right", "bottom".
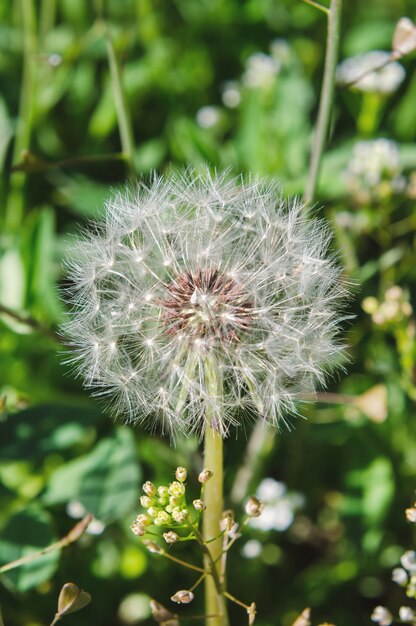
{"left": 130, "top": 467, "right": 213, "bottom": 544}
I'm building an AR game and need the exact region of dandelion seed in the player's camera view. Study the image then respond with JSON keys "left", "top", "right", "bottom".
{"left": 62, "top": 168, "right": 346, "bottom": 438}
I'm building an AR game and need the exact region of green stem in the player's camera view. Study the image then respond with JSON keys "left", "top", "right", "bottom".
{"left": 303, "top": 0, "right": 343, "bottom": 205}
{"left": 105, "top": 29, "right": 135, "bottom": 176}
{"left": 357, "top": 92, "right": 383, "bottom": 137}
{"left": 5, "top": 0, "right": 37, "bottom": 231}
{"left": 203, "top": 426, "right": 228, "bottom": 626}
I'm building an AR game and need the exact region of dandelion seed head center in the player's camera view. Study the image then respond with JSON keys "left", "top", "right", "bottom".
{"left": 159, "top": 267, "right": 253, "bottom": 343}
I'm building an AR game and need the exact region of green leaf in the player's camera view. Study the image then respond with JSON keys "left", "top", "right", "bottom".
{"left": 0, "top": 405, "right": 101, "bottom": 461}
{"left": 0, "top": 507, "right": 59, "bottom": 592}
{"left": 43, "top": 428, "right": 141, "bottom": 522}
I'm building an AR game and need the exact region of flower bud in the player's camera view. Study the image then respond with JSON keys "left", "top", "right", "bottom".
{"left": 170, "top": 496, "right": 181, "bottom": 508}
{"left": 406, "top": 507, "right": 416, "bottom": 523}
{"left": 158, "top": 485, "right": 169, "bottom": 498}
{"left": 170, "top": 590, "right": 194, "bottom": 604}
{"left": 245, "top": 496, "right": 263, "bottom": 518}
{"left": 172, "top": 509, "right": 188, "bottom": 523}
{"left": 175, "top": 467, "right": 187, "bottom": 482}
{"left": 168, "top": 481, "right": 185, "bottom": 497}
{"left": 198, "top": 469, "right": 213, "bottom": 483}
{"left": 193, "top": 499, "right": 206, "bottom": 511}
{"left": 130, "top": 522, "right": 146, "bottom": 536}
{"left": 220, "top": 511, "right": 235, "bottom": 533}
{"left": 140, "top": 495, "right": 154, "bottom": 509}
{"left": 142, "top": 540, "right": 164, "bottom": 554}
{"left": 136, "top": 513, "right": 152, "bottom": 526}
{"left": 148, "top": 507, "right": 159, "bottom": 518}
{"left": 154, "top": 511, "right": 171, "bottom": 526}
{"left": 143, "top": 481, "right": 156, "bottom": 497}
{"left": 163, "top": 531, "right": 180, "bottom": 544}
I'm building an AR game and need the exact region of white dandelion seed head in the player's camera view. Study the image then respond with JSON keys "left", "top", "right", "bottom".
{"left": 62, "top": 168, "right": 346, "bottom": 439}
{"left": 337, "top": 51, "right": 405, "bottom": 94}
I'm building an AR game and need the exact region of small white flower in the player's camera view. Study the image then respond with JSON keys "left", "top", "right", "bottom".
{"left": 345, "top": 139, "right": 405, "bottom": 203}
{"left": 63, "top": 168, "right": 346, "bottom": 438}
{"left": 242, "top": 539, "right": 262, "bottom": 559}
{"left": 250, "top": 478, "right": 304, "bottom": 531}
{"left": 242, "top": 52, "right": 281, "bottom": 89}
{"left": 196, "top": 106, "right": 221, "bottom": 129}
{"left": 222, "top": 81, "right": 241, "bottom": 108}
{"left": 399, "top": 606, "right": 415, "bottom": 622}
{"left": 401, "top": 551, "right": 416, "bottom": 573}
{"left": 371, "top": 605, "right": 393, "bottom": 626}
{"left": 392, "top": 567, "right": 409, "bottom": 585}
{"left": 337, "top": 51, "right": 405, "bottom": 94}
{"left": 257, "top": 478, "right": 286, "bottom": 501}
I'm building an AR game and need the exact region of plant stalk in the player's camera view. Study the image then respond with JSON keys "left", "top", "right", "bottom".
{"left": 5, "top": 0, "right": 37, "bottom": 232}
{"left": 105, "top": 30, "right": 135, "bottom": 177}
{"left": 203, "top": 426, "right": 228, "bottom": 626}
{"left": 303, "top": 0, "right": 343, "bottom": 205}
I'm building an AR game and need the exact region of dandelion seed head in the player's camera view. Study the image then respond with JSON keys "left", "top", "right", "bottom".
{"left": 62, "top": 168, "right": 346, "bottom": 438}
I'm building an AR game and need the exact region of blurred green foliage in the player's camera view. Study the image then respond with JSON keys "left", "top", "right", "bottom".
{"left": 1, "top": 0, "right": 416, "bottom": 625}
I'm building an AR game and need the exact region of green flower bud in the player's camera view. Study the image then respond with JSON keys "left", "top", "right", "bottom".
{"left": 175, "top": 467, "right": 187, "bottom": 482}
{"left": 169, "top": 481, "right": 185, "bottom": 497}
{"left": 140, "top": 495, "right": 154, "bottom": 509}
{"left": 143, "top": 481, "right": 156, "bottom": 497}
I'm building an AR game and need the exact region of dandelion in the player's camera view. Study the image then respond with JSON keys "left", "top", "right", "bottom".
{"left": 337, "top": 51, "right": 405, "bottom": 94}
{"left": 63, "top": 168, "right": 346, "bottom": 626}
{"left": 63, "top": 168, "right": 345, "bottom": 439}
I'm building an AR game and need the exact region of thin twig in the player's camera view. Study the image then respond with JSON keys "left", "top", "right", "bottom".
{"left": 0, "top": 515, "right": 93, "bottom": 574}
{"left": 304, "top": 0, "right": 343, "bottom": 204}
{"left": 0, "top": 303, "right": 62, "bottom": 343}
{"left": 340, "top": 55, "right": 392, "bottom": 90}
{"left": 11, "top": 151, "right": 125, "bottom": 173}
{"left": 302, "top": 0, "right": 329, "bottom": 15}
{"left": 159, "top": 550, "right": 206, "bottom": 574}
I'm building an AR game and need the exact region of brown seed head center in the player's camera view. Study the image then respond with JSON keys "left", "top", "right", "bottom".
{"left": 159, "top": 268, "right": 253, "bottom": 343}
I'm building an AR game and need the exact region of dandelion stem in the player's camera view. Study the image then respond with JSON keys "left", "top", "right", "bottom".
{"left": 203, "top": 426, "right": 228, "bottom": 626}
{"left": 304, "top": 0, "right": 342, "bottom": 204}
{"left": 203, "top": 358, "right": 229, "bottom": 626}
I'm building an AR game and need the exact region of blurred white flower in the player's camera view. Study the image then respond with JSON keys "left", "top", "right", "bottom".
{"left": 337, "top": 51, "right": 405, "bottom": 94}
{"left": 196, "top": 106, "right": 221, "bottom": 129}
{"left": 345, "top": 139, "right": 405, "bottom": 203}
{"left": 392, "top": 567, "right": 408, "bottom": 585}
{"left": 401, "top": 551, "right": 416, "bottom": 573}
{"left": 399, "top": 606, "right": 416, "bottom": 622}
{"left": 371, "top": 606, "right": 393, "bottom": 626}
{"left": 242, "top": 539, "right": 262, "bottom": 559}
{"left": 242, "top": 52, "right": 281, "bottom": 89}
{"left": 63, "top": 168, "right": 345, "bottom": 438}
{"left": 221, "top": 81, "right": 241, "bottom": 108}
{"left": 270, "top": 39, "right": 292, "bottom": 65}
{"left": 250, "top": 478, "right": 304, "bottom": 532}
{"left": 66, "top": 500, "right": 105, "bottom": 535}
